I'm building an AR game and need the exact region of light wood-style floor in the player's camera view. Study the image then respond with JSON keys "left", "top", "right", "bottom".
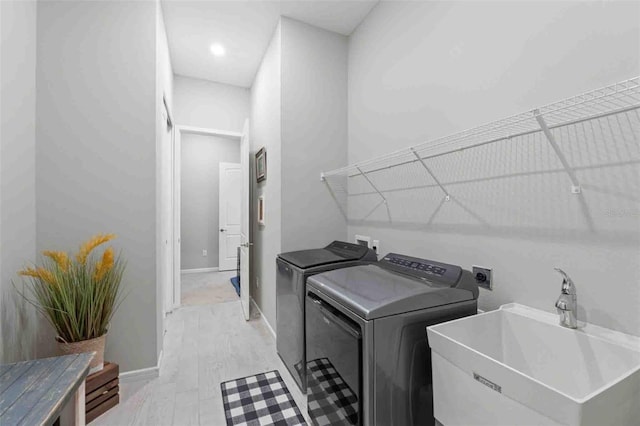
{"left": 181, "top": 271, "right": 238, "bottom": 306}
{"left": 94, "top": 284, "right": 306, "bottom": 425}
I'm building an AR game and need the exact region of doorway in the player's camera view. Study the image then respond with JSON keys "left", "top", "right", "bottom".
{"left": 172, "top": 124, "right": 252, "bottom": 319}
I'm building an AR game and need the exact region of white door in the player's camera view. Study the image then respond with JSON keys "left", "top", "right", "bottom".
{"left": 160, "top": 98, "right": 174, "bottom": 317}
{"left": 219, "top": 162, "right": 242, "bottom": 271}
{"left": 163, "top": 121, "right": 174, "bottom": 314}
{"left": 239, "top": 120, "right": 251, "bottom": 320}
{"left": 173, "top": 128, "right": 182, "bottom": 308}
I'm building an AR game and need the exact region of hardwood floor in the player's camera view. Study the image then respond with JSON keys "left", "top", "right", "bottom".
{"left": 94, "top": 300, "right": 306, "bottom": 425}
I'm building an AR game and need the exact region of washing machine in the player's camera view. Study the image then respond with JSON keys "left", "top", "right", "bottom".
{"left": 305, "top": 253, "right": 479, "bottom": 426}
{"left": 276, "top": 241, "right": 377, "bottom": 392}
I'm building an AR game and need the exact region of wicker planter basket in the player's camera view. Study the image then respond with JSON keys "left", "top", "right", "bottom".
{"left": 57, "top": 334, "right": 106, "bottom": 374}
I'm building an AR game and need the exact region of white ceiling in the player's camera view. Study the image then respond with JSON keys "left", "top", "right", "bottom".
{"left": 162, "top": 1, "right": 379, "bottom": 88}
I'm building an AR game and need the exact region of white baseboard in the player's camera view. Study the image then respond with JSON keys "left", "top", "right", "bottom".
{"left": 251, "top": 297, "right": 276, "bottom": 339}
{"left": 120, "top": 349, "right": 163, "bottom": 384}
{"left": 181, "top": 267, "right": 219, "bottom": 274}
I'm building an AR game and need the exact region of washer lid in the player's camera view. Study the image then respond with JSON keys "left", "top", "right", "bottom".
{"left": 307, "top": 264, "right": 475, "bottom": 320}
{"left": 278, "top": 241, "right": 374, "bottom": 269}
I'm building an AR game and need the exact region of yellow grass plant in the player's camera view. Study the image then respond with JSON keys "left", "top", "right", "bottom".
{"left": 18, "top": 233, "right": 126, "bottom": 343}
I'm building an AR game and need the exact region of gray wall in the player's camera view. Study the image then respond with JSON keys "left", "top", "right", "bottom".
{"left": 347, "top": 1, "right": 640, "bottom": 336}
{"left": 249, "top": 18, "right": 349, "bottom": 330}
{"left": 35, "top": 0, "right": 160, "bottom": 371}
{"left": 174, "top": 75, "right": 250, "bottom": 132}
{"left": 181, "top": 134, "right": 240, "bottom": 270}
{"left": 0, "top": 0, "right": 44, "bottom": 363}
{"left": 250, "top": 23, "right": 282, "bottom": 329}
{"left": 280, "top": 18, "right": 348, "bottom": 252}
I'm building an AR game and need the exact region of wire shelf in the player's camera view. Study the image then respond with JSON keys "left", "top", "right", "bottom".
{"left": 321, "top": 77, "right": 640, "bottom": 233}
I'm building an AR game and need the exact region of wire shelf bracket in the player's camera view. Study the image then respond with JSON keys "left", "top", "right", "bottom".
{"left": 356, "top": 166, "right": 392, "bottom": 222}
{"left": 534, "top": 110, "right": 582, "bottom": 194}
{"left": 410, "top": 147, "right": 450, "bottom": 201}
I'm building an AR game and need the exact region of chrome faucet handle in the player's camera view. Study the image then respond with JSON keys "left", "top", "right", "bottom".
{"left": 555, "top": 297, "right": 570, "bottom": 311}
{"left": 554, "top": 268, "right": 576, "bottom": 295}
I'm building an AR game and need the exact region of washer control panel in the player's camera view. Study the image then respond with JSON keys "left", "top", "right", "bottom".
{"left": 381, "top": 253, "right": 462, "bottom": 285}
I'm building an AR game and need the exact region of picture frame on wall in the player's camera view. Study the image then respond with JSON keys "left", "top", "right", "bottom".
{"left": 258, "top": 195, "right": 265, "bottom": 226}
{"left": 256, "top": 147, "right": 267, "bottom": 182}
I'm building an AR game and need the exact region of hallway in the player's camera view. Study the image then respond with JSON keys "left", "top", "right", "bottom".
{"left": 181, "top": 271, "right": 238, "bottom": 306}
{"left": 94, "top": 301, "right": 306, "bottom": 425}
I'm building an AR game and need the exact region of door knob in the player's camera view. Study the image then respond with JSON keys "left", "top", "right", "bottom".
{"left": 220, "top": 228, "right": 226, "bottom": 232}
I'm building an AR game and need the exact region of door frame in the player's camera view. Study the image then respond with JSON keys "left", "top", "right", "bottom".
{"left": 172, "top": 125, "right": 243, "bottom": 309}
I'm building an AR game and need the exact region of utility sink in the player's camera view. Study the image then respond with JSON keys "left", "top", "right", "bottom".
{"left": 427, "top": 304, "right": 640, "bottom": 426}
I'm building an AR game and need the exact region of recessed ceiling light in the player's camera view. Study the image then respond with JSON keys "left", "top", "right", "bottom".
{"left": 210, "top": 43, "right": 226, "bottom": 57}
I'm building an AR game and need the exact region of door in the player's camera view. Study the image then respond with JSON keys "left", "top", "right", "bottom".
{"left": 219, "top": 162, "right": 242, "bottom": 271}
{"left": 239, "top": 119, "right": 251, "bottom": 320}
{"left": 173, "top": 128, "right": 182, "bottom": 308}
{"left": 160, "top": 96, "right": 174, "bottom": 317}
{"left": 306, "top": 291, "right": 362, "bottom": 425}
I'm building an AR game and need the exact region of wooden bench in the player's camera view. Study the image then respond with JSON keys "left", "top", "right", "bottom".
{"left": 0, "top": 353, "right": 93, "bottom": 426}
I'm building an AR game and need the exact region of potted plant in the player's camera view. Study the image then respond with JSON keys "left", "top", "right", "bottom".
{"left": 18, "top": 233, "right": 126, "bottom": 373}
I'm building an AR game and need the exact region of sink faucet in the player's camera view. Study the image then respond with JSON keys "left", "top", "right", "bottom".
{"left": 554, "top": 268, "right": 578, "bottom": 329}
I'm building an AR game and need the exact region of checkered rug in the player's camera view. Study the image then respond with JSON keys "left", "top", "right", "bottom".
{"left": 221, "top": 370, "right": 307, "bottom": 426}
{"left": 306, "top": 358, "right": 359, "bottom": 425}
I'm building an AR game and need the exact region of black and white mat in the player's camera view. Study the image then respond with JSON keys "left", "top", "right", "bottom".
{"left": 306, "top": 358, "right": 359, "bottom": 425}
{"left": 221, "top": 370, "right": 307, "bottom": 426}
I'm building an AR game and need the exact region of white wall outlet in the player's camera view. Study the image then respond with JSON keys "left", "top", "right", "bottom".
{"left": 202, "top": 249, "right": 207, "bottom": 256}
{"left": 372, "top": 239, "right": 380, "bottom": 254}
{"left": 472, "top": 265, "right": 493, "bottom": 290}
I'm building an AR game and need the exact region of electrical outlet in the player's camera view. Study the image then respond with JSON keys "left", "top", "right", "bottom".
{"left": 202, "top": 249, "right": 207, "bottom": 256}
{"left": 472, "top": 265, "right": 492, "bottom": 290}
{"left": 372, "top": 239, "right": 380, "bottom": 254}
